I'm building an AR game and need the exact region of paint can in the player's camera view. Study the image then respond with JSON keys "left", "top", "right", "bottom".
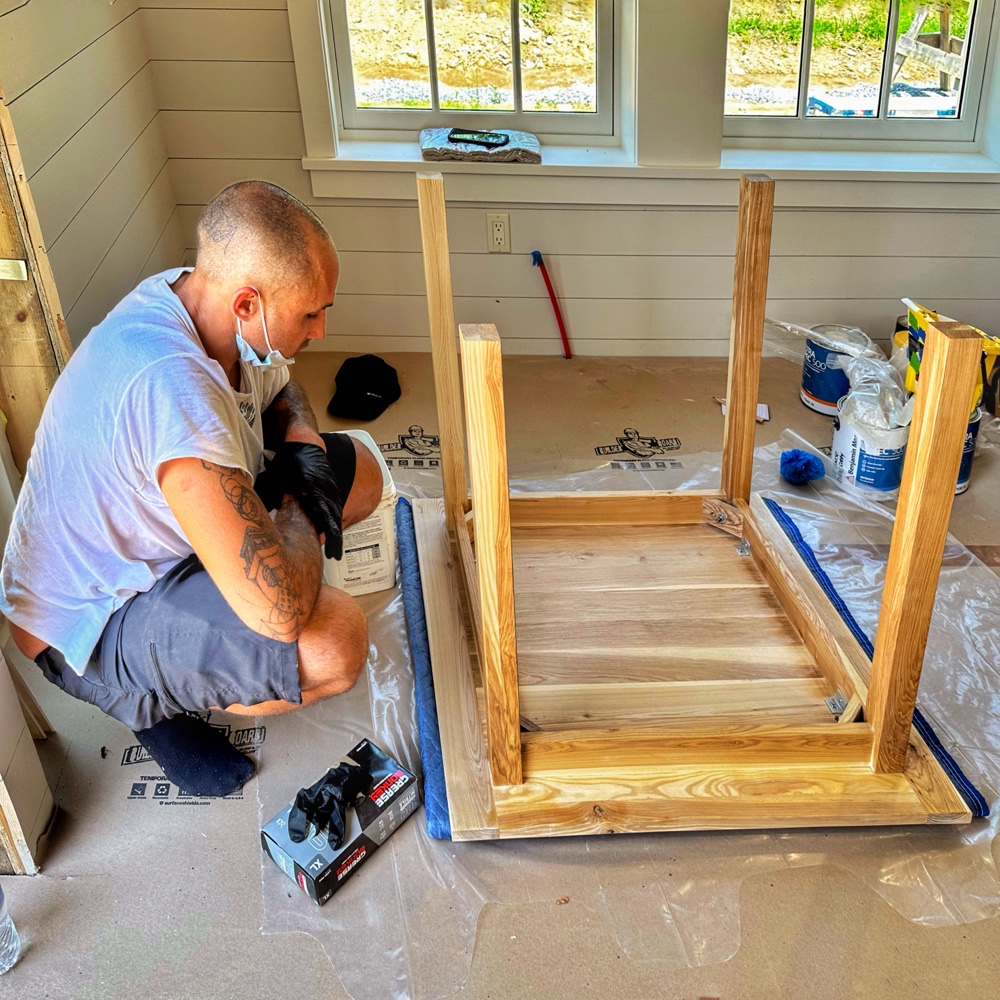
{"left": 323, "top": 429, "right": 398, "bottom": 596}
{"left": 831, "top": 397, "right": 910, "bottom": 501}
{"left": 800, "top": 325, "right": 874, "bottom": 416}
{"left": 956, "top": 408, "right": 982, "bottom": 495}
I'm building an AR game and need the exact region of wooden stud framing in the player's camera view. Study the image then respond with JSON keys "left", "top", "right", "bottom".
{"left": 416, "top": 172, "right": 468, "bottom": 534}
{"left": 721, "top": 173, "right": 774, "bottom": 504}
{"left": 413, "top": 172, "right": 978, "bottom": 840}
{"left": 868, "top": 321, "right": 983, "bottom": 773}
{"left": 0, "top": 87, "right": 69, "bottom": 474}
{"left": 459, "top": 323, "right": 521, "bottom": 786}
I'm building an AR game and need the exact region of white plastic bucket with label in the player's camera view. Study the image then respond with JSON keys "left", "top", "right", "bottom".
{"left": 831, "top": 399, "right": 910, "bottom": 501}
{"left": 323, "top": 429, "right": 398, "bottom": 597}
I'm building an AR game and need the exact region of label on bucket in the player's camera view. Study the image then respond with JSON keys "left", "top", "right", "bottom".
{"left": 801, "top": 340, "right": 853, "bottom": 415}
{"left": 832, "top": 418, "right": 908, "bottom": 499}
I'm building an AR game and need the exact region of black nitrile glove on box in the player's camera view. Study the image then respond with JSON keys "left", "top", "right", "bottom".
{"left": 261, "top": 740, "right": 419, "bottom": 905}
{"left": 288, "top": 762, "right": 370, "bottom": 849}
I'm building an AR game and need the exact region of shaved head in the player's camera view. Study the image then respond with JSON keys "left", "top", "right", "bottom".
{"left": 195, "top": 180, "right": 336, "bottom": 295}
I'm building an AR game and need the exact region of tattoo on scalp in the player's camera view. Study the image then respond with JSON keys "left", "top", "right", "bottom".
{"left": 200, "top": 461, "right": 321, "bottom": 640}
{"left": 204, "top": 216, "right": 238, "bottom": 254}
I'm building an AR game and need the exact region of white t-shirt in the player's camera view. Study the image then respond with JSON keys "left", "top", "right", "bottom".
{"left": 0, "top": 267, "right": 289, "bottom": 674}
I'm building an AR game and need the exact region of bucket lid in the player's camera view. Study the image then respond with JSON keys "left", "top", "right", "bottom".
{"left": 808, "top": 325, "right": 872, "bottom": 353}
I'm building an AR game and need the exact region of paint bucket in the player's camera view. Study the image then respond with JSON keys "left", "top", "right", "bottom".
{"left": 323, "top": 429, "right": 398, "bottom": 597}
{"left": 831, "top": 397, "right": 910, "bottom": 500}
{"left": 956, "top": 408, "right": 982, "bottom": 495}
{"left": 800, "top": 325, "right": 874, "bottom": 416}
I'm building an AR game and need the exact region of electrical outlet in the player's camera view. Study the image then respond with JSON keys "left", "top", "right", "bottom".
{"left": 486, "top": 212, "right": 510, "bottom": 253}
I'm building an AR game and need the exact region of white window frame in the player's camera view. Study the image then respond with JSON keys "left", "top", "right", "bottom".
{"left": 327, "top": 0, "right": 617, "bottom": 139}
{"left": 724, "top": 0, "right": 999, "bottom": 144}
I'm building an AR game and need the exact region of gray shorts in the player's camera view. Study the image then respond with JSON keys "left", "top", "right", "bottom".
{"left": 36, "top": 553, "right": 302, "bottom": 731}
{"left": 34, "top": 431, "right": 359, "bottom": 732}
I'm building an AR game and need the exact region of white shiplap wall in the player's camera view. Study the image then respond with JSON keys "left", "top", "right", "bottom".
{"left": 10, "top": 0, "right": 1000, "bottom": 355}
{"left": 1, "top": 0, "right": 186, "bottom": 347}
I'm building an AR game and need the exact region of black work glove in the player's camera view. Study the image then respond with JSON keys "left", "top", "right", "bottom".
{"left": 254, "top": 442, "right": 344, "bottom": 560}
{"left": 287, "top": 762, "right": 370, "bottom": 848}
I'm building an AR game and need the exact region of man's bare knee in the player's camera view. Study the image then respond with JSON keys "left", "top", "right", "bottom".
{"left": 342, "top": 440, "right": 382, "bottom": 527}
{"left": 297, "top": 586, "right": 369, "bottom": 700}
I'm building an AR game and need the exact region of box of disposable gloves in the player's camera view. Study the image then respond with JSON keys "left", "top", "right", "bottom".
{"left": 261, "top": 739, "right": 419, "bottom": 905}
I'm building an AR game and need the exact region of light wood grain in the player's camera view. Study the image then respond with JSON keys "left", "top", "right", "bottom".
{"left": 702, "top": 496, "right": 743, "bottom": 536}
{"left": 743, "top": 495, "right": 871, "bottom": 702}
{"left": 522, "top": 723, "right": 874, "bottom": 775}
{"left": 411, "top": 499, "right": 497, "bottom": 840}
{"left": 508, "top": 490, "right": 721, "bottom": 527}
{"left": 493, "top": 765, "right": 929, "bottom": 838}
{"left": 745, "top": 492, "right": 974, "bottom": 820}
{"left": 456, "top": 520, "right": 482, "bottom": 657}
{"left": 0, "top": 95, "right": 64, "bottom": 471}
{"left": 513, "top": 677, "right": 835, "bottom": 730}
{"left": 838, "top": 694, "right": 864, "bottom": 724}
{"left": 904, "top": 733, "right": 972, "bottom": 823}
{"left": 509, "top": 519, "right": 811, "bottom": 681}
{"left": 0, "top": 94, "right": 70, "bottom": 365}
{"left": 721, "top": 173, "right": 774, "bottom": 503}
{"left": 511, "top": 522, "right": 765, "bottom": 590}
{"left": 459, "top": 323, "right": 521, "bottom": 786}
{"left": 416, "top": 172, "right": 468, "bottom": 533}
{"left": 515, "top": 645, "right": 820, "bottom": 686}
{"left": 868, "top": 321, "right": 984, "bottom": 773}
{"left": 513, "top": 589, "right": 801, "bottom": 656}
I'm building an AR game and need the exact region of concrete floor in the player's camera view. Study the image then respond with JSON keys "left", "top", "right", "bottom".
{"left": 3, "top": 351, "right": 999, "bottom": 999}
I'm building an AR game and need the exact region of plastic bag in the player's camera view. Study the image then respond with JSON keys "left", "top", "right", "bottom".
{"left": 763, "top": 318, "right": 881, "bottom": 366}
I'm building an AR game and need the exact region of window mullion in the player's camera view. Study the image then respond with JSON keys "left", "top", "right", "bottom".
{"left": 424, "top": 0, "right": 441, "bottom": 111}
{"left": 878, "top": 0, "right": 902, "bottom": 120}
{"left": 511, "top": 0, "right": 523, "bottom": 113}
{"left": 796, "top": 0, "right": 816, "bottom": 120}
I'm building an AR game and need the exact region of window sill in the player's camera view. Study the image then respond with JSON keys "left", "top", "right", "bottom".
{"left": 302, "top": 140, "right": 1000, "bottom": 207}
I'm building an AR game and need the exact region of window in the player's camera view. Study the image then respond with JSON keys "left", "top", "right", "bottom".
{"left": 327, "top": 0, "right": 617, "bottom": 137}
{"left": 724, "top": 0, "right": 998, "bottom": 142}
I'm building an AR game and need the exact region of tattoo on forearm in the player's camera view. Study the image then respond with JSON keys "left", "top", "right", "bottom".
{"left": 262, "top": 380, "right": 319, "bottom": 449}
{"left": 201, "top": 461, "right": 322, "bottom": 640}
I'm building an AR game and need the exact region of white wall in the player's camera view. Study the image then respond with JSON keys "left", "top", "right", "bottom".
{"left": 8, "top": 0, "right": 1000, "bottom": 355}
{"left": 0, "top": 0, "right": 186, "bottom": 347}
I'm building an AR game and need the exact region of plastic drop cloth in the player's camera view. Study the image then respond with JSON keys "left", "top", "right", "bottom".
{"left": 763, "top": 318, "right": 883, "bottom": 367}
{"left": 258, "top": 431, "right": 1000, "bottom": 1000}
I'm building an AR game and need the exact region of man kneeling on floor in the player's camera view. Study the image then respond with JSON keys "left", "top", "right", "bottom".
{"left": 0, "top": 180, "right": 383, "bottom": 797}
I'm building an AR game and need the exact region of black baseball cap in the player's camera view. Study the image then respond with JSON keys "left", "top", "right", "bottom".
{"left": 326, "top": 354, "right": 401, "bottom": 421}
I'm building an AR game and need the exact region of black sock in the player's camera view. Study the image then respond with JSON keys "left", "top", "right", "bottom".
{"left": 134, "top": 714, "right": 255, "bottom": 797}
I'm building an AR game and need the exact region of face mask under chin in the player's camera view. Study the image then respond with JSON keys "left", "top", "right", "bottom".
{"left": 235, "top": 286, "right": 294, "bottom": 369}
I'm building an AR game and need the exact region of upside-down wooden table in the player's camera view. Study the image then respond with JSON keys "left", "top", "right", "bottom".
{"left": 409, "top": 170, "right": 982, "bottom": 840}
